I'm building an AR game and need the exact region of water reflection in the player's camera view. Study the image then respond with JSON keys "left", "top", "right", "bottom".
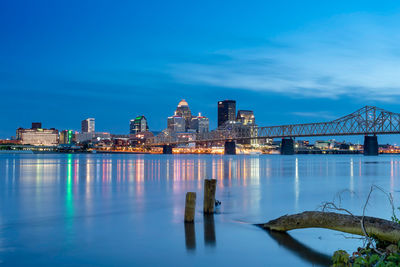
{"left": 65, "top": 155, "right": 74, "bottom": 245}
{"left": 390, "top": 158, "right": 400, "bottom": 194}
{"left": 203, "top": 214, "right": 216, "bottom": 247}
{"left": 264, "top": 229, "right": 331, "bottom": 267}
{"left": 184, "top": 223, "right": 196, "bottom": 251}
{"left": 1, "top": 155, "right": 269, "bottom": 191}
{"left": 295, "top": 157, "right": 299, "bottom": 211}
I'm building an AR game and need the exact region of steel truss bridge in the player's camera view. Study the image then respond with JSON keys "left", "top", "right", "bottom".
{"left": 147, "top": 106, "right": 400, "bottom": 146}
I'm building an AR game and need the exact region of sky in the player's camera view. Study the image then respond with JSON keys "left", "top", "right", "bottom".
{"left": 2, "top": 0, "right": 400, "bottom": 143}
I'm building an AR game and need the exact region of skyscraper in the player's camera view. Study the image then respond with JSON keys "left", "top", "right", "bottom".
{"left": 236, "top": 110, "right": 257, "bottom": 145}
{"left": 167, "top": 115, "right": 185, "bottom": 132}
{"left": 60, "top": 130, "right": 75, "bottom": 144}
{"left": 236, "top": 110, "right": 255, "bottom": 125}
{"left": 130, "top": 115, "right": 149, "bottom": 134}
{"left": 218, "top": 100, "right": 236, "bottom": 127}
{"left": 175, "top": 99, "right": 192, "bottom": 130}
{"left": 190, "top": 113, "right": 209, "bottom": 133}
{"left": 81, "top": 118, "right": 95, "bottom": 133}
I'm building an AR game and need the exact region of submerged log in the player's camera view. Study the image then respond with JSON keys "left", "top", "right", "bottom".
{"left": 259, "top": 211, "right": 400, "bottom": 244}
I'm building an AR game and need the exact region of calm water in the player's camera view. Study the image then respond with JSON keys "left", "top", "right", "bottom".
{"left": 1, "top": 154, "right": 400, "bottom": 266}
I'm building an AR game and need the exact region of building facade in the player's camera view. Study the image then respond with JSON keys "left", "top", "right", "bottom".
{"left": 190, "top": 113, "right": 209, "bottom": 133}
{"left": 130, "top": 115, "right": 149, "bottom": 134}
{"left": 75, "top": 132, "right": 111, "bottom": 143}
{"left": 236, "top": 110, "right": 257, "bottom": 146}
{"left": 81, "top": 118, "right": 95, "bottom": 133}
{"left": 59, "top": 130, "right": 75, "bottom": 144}
{"left": 174, "top": 99, "right": 192, "bottom": 130}
{"left": 218, "top": 100, "right": 236, "bottom": 127}
{"left": 167, "top": 115, "right": 185, "bottom": 132}
{"left": 236, "top": 110, "right": 255, "bottom": 125}
{"left": 16, "top": 123, "right": 59, "bottom": 146}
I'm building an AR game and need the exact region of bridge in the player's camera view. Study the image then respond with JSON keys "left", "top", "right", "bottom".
{"left": 147, "top": 106, "right": 400, "bottom": 155}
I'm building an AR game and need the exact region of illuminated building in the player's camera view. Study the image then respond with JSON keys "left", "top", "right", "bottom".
{"left": 0, "top": 139, "right": 22, "bottom": 145}
{"left": 130, "top": 131, "right": 154, "bottom": 146}
{"left": 236, "top": 110, "right": 258, "bottom": 146}
{"left": 16, "top": 123, "right": 59, "bottom": 146}
{"left": 60, "top": 130, "right": 75, "bottom": 144}
{"left": 75, "top": 132, "right": 111, "bottom": 143}
{"left": 175, "top": 99, "right": 192, "bottom": 130}
{"left": 315, "top": 140, "right": 334, "bottom": 150}
{"left": 218, "top": 100, "right": 236, "bottom": 127}
{"left": 190, "top": 113, "right": 209, "bottom": 133}
{"left": 175, "top": 132, "right": 197, "bottom": 144}
{"left": 130, "top": 115, "right": 149, "bottom": 134}
{"left": 236, "top": 110, "right": 255, "bottom": 125}
{"left": 81, "top": 118, "right": 95, "bottom": 133}
{"left": 167, "top": 115, "right": 185, "bottom": 132}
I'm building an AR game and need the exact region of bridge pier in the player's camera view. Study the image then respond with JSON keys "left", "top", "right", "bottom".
{"left": 162, "top": 145, "right": 173, "bottom": 154}
{"left": 364, "top": 135, "right": 378, "bottom": 156}
{"left": 224, "top": 141, "right": 236, "bottom": 155}
{"left": 281, "top": 138, "right": 295, "bottom": 155}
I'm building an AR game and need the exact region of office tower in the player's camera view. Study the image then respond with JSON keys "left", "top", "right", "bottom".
{"left": 60, "top": 130, "right": 75, "bottom": 144}
{"left": 190, "top": 113, "right": 209, "bottom": 133}
{"left": 130, "top": 115, "right": 149, "bottom": 134}
{"left": 81, "top": 118, "right": 95, "bottom": 133}
{"left": 218, "top": 100, "right": 236, "bottom": 127}
{"left": 236, "top": 110, "right": 255, "bottom": 125}
{"left": 167, "top": 115, "right": 185, "bottom": 132}
{"left": 175, "top": 99, "right": 192, "bottom": 130}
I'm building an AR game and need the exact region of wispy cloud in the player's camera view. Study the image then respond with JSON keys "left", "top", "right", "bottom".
{"left": 291, "top": 111, "right": 337, "bottom": 121}
{"left": 169, "top": 13, "right": 400, "bottom": 101}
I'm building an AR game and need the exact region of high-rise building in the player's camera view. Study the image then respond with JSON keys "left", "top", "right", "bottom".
{"left": 218, "top": 100, "right": 236, "bottom": 127}
{"left": 236, "top": 110, "right": 255, "bottom": 125}
{"left": 175, "top": 99, "right": 192, "bottom": 130}
{"left": 81, "top": 118, "right": 95, "bottom": 133}
{"left": 130, "top": 115, "right": 149, "bottom": 134}
{"left": 60, "top": 130, "right": 75, "bottom": 144}
{"left": 167, "top": 115, "right": 185, "bottom": 132}
{"left": 190, "top": 113, "right": 209, "bottom": 133}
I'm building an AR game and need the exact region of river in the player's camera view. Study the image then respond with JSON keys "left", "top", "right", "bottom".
{"left": 0, "top": 154, "right": 399, "bottom": 266}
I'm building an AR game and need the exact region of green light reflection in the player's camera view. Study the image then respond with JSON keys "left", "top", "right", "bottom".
{"left": 66, "top": 154, "right": 74, "bottom": 218}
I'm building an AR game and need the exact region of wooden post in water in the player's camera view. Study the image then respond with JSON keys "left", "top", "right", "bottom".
{"left": 203, "top": 179, "right": 217, "bottom": 214}
{"left": 184, "top": 192, "right": 196, "bottom": 223}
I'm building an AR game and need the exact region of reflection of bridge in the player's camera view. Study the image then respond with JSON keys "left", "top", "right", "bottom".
{"left": 148, "top": 106, "right": 400, "bottom": 155}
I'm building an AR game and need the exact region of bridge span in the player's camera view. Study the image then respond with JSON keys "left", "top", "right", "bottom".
{"left": 147, "top": 106, "right": 400, "bottom": 155}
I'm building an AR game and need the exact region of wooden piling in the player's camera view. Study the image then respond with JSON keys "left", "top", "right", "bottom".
{"left": 184, "top": 192, "right": 196, "bottom": 223}
{"left": 203, "top": 179, "right": 217, "bottom": 214}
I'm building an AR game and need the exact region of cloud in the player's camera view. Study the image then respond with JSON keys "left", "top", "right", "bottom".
{"left": 169, "top": 13, "right": 400, "bottom": 101}
{"left": 291, "top": 111, "right": 337, "bottom": 121}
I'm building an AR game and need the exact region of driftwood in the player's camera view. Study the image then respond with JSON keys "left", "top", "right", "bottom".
{"left": 259, "top": 211, "right": 400, "bottom": 244}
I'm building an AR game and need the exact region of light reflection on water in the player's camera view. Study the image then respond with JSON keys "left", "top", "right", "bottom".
{"left": 0, "top": 154, "right": 400, "bottom": 266}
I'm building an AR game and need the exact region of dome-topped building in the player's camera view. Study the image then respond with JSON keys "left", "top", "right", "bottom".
{"left": 175, "top": 99, "right": 192, "bottom": 130}
{"left": 177, "top": 99, "right": 189, "bottom": 107}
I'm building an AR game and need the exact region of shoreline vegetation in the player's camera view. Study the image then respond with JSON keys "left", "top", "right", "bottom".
{"left": 260, "top": 186, "right": 400, "bottom": 266}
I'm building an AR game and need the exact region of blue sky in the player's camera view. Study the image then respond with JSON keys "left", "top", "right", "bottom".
{"left": 1, "top": 0, "right": 400, "bottom": 143}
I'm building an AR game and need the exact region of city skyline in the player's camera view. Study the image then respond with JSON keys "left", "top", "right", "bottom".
{"left": 2, "top": 1, "right": 400, "bottom": 144}
{"left": 5, "top": 99, "right": 400, "bottom": 145}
